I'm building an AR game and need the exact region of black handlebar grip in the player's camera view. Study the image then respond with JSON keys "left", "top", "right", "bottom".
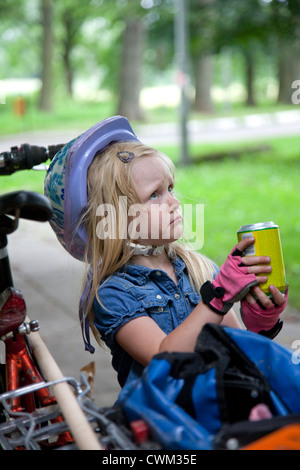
{"left": 22, "top": 144, "right": 48, "bottom": 169}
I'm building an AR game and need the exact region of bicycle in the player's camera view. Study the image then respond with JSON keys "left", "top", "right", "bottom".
{"left": 0, "top": 143, "right": 77, "bottom": 448}
{"left": 0, "top": 143, "right": 158, "bottom": 450}
{"left": 0, "top": 143, "right": 62, "bottom": 409}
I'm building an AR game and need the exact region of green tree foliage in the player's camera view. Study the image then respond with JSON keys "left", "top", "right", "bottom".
{"left": 0, "top": 0, "right": 298, "bottom": 114}
{"left": 0, "top": 0, "right": 40, "bottom": 78}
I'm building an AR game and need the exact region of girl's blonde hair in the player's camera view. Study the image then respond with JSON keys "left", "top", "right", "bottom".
{"left": 81, "top": 141, "right": 215, "bottom": 345}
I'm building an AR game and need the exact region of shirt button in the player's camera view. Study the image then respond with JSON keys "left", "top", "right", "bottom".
{"left": 156, "top": 271, "right": 161, "bottom": 276}
{"left": 156, "top": 294, "right": 162, "bottom": 299}
{"left": 174, "top": 293, "right": 180, "bottom": 299}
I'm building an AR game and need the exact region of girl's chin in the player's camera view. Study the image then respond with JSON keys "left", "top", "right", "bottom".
{"left": 131, "top": 226, "right": 183, "bottom": 245}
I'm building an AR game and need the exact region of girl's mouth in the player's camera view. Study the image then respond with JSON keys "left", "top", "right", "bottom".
{"left": 170, "top": 215, "right": 183, "bottom": 225}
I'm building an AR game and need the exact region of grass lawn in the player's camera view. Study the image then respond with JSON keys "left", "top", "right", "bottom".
{"left": 0, "top": 100, "right": 299, "bottom": 310}
{"left": 171, "top": 136, "right": 300, "bottom": 309}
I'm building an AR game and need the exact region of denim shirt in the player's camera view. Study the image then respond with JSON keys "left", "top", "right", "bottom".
{"left": 93, "top": 257, "right": 202, "bottom": 388}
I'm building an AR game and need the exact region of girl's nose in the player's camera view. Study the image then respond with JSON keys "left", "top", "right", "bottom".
{"left": 167, "top": 192, "right": 180, "bottom": 210}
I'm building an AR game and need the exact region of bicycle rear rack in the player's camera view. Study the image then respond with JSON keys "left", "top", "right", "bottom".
{"left": 0, "top": 373, "right": 159, "bottom": 450}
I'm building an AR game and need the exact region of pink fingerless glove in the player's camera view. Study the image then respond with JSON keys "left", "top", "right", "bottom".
{"left": 200, "top": 246, "right": 258, "bottom": 315}
{"left": 241, "top": 287, "right": 288, "bottom": 337}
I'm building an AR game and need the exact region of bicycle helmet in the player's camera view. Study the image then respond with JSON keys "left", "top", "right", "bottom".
{"left": 44, "top": 116, "right": 139, "bottom": 261}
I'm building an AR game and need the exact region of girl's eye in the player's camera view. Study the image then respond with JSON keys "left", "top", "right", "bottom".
{"left": 149, "top": 185, "right": 174, "bottom": 200}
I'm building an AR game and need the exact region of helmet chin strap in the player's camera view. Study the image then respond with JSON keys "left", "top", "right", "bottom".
{"left": 129, "top": 242, "right": 165, "bottom": 256}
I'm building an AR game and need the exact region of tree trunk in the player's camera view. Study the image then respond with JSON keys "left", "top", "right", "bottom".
{"left": 244, "top": 49, "right": 256, "bottom": 107}
{"left": 62, "top": 18, "right": 74, "bottom": 98}
{"left": 117, "top": 18, "right": 144, "bottom": 121}
{"left": 61, "top": 10, "right": 77, "bottom": 98}
{"left": 277, "top": 41, "right": 296, "bottom": 104}
{"left": 39, "top": 0, "right": 54, "bottom": 111}
{"left": 194, "top": 54, "right": 214, "bottom": 113}
{"left": 63, "top": 46, "right": 73, "bottom": 97}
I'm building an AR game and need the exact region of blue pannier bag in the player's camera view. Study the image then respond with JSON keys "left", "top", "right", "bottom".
{"left": 119, "top": 324, "right": 300, "bottom": 450}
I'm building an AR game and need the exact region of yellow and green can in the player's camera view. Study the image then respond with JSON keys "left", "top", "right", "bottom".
{"left": 237, "top": 221, "right": 287, "bottom": 295}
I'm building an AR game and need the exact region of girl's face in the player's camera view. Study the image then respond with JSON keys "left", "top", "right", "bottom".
{"left": 130, "top": 155, "right": 183, "bottom": 245}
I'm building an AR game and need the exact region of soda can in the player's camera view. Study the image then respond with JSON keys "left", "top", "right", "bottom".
{"left": 237, "top": 221, "right": 287, "bottom": 295}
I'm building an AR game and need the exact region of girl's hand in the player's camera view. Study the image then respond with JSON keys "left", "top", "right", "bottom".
{"left": 241, "top": 284, "right": 288, "bottom": 337}
{"left": 201, "top": 237, "right": 271, "bottom": 315}
{"left": 245, "top": 283, "right": 286, "bottom": 310}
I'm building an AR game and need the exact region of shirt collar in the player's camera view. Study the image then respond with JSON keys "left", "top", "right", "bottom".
{"left": 118, "top": 256, "right": 186, "bottom": 285}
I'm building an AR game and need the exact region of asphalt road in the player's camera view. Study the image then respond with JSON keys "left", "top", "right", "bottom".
{"left": 0, "top": 109, "right": 299, "bottom": 151}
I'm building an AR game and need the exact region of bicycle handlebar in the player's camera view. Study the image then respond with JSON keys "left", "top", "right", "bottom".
{"left": 0, "top": 143, "right": 64, "bottom": 175}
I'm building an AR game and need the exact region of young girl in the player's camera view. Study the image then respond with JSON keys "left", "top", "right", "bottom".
{"left": 44, "top": 116, "right": 288, "bottom": 389}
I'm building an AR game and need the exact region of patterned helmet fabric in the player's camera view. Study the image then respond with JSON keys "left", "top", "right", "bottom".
{"left": 44, "top": 116, "right": 139, "bottom": 261}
